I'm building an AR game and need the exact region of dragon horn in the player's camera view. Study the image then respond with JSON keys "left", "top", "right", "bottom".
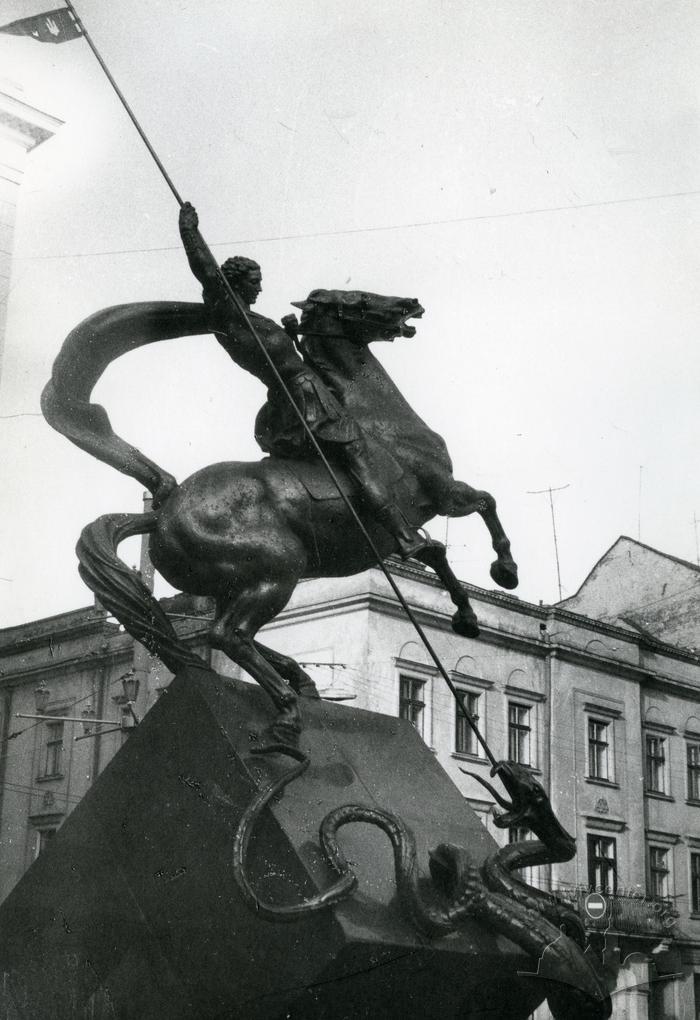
{"left": 459, "top": 768, "right": 512, "bottom": 811}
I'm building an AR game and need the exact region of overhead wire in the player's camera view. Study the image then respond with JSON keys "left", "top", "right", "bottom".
{"left": 14, "top": 188, "right": 700, "bottom": 263}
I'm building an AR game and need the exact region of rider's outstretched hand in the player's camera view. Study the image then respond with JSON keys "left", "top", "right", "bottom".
{"left": 179, "top": 201, "right": 198, "bottom": 232}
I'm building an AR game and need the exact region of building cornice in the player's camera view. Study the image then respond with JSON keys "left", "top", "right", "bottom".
{"left": 274, "top": 585, "right": 700, "bottom": 698}
{"left": 1, "top": 559, "right": 699, "bottom": 693}
{"left": 584, "top": 815, "right": 627, "bottom": 833}
{"left": 0, "top": 610, "right": 117, "bottom": 657}
{"left": 386, "top": 560, "right": 700, "bottom": 665}
{"left": 0, "top": 89, "right": 63, "bottom": 152}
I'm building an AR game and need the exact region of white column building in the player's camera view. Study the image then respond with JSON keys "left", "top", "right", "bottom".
{"left": 0, "top": 79, "right": 62, "bottom": 380}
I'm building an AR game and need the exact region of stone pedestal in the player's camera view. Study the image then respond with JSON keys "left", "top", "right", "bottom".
{"left": 0, "top": 667, "right": 545, "bottom": 1019}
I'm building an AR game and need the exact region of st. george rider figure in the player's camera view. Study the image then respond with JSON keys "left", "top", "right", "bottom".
{"left": 179, "top": 202, "right": 429, "bottom": 559}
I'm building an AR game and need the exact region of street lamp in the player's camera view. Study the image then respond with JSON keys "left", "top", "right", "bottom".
{"left": 81, "top": 705, "right": 96, "bottom": 737}
{"left": 17, "top": 669, "right": 141, "bottom": 738}
{"left": 120, "top": 669, "right": 139, "bottom": 705}
{"left": 34, "top": 683, "right": 50, "bottom": 715}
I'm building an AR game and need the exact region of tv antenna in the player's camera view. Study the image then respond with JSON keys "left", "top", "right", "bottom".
{"left": 528, "top": 484, "right": 570, "bottom": 601}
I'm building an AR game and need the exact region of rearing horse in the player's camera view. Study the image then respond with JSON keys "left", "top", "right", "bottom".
{"left": 42, "top": 290, "right": 517, "bottom": 745}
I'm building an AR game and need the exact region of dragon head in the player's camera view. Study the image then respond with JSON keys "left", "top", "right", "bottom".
{"left": 462, "top": 760, "right": 576, "bottom": 852}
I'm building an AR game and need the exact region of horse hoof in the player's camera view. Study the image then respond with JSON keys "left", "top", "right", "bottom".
{"left": 490, "top": 559, "right": 519, "bottom": 590}
{"left": 252, "top": 739, "right": 301, "bottom": 760}
{"left": 295, "top": 678, "right": 321, "bottom": 699}
{"left": 452, "top": 611, "right": 480, "bottom": 639}
{"left": 256, "top": 721, "right": 301, "bottom": 755}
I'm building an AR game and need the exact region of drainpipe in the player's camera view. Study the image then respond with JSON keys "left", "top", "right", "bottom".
{"left": 134, "top": 493, "right": 154, "bottom": 714}
{"left": 91, "top": 660, "right": 109, "bottom": 782}
{"left": 541, "top": 615, "right": 554, "bottom": 892}
{"left": 0, "top": 686, "right": 12, "bottom": 839}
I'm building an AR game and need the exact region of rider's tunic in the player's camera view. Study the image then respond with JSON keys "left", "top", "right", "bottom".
{"left": 211, "top": 308, "right": 360, "bottom": 457}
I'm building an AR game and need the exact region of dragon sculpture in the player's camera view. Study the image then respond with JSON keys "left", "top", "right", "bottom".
{"left": 233, "top": 754, "right": 612, "bottom": 1019}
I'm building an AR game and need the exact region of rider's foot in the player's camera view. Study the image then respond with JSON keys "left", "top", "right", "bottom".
{"left": 413, "top": 541, "right": 447, "bottom": 567}
{"left": 395, "top": 528, "right": 433, "bottom": 560}
{"left": 377, "top": 503, "right": 432, "bottom": 560}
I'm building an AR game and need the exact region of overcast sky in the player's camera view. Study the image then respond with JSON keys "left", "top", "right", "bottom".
{"left": 1, "top": 0, "right": 698, "bottom": 627}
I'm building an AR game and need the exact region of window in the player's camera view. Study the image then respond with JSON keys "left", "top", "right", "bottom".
{"left": 399, "top": 676, "right": 425, "bottom": 737}
{"left": 645, "top": 735, "right": 667, "bottom": 794}
{"left": 587, "top": 834, "right": 617, "bottom": 893}
{"left": 455, "top": 690, "right": 482, "bottom": 756}
{"left": 588, "top": 719, "right": 610, "bottom": 780}
{"left": 509, "top": 825, "right": 535, "bottom": 887}
{"left": 649, "top": 847, "right": 670, "bottom": 899}
{"left": 508, "top": 703, "right": 531, "bottom": 765}
{"left": 42, "top": 721, "right": 64, "bottom": 778}
{"left": 34, "top": 828, "right": 56, "bottom": 859}
{"left": 687, "top": 743, "right": 700, "bottom": 801}
{"left": 691, "top": 852, "right": 700, "bottom": 914}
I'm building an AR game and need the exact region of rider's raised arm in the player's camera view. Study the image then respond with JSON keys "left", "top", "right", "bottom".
{"left": 179, "top": 202, "right": 220, "bottom": 292}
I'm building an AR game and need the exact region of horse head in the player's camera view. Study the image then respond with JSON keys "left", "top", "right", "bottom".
{"left": 291, "top": 289, "right": 424, "bottom": 344}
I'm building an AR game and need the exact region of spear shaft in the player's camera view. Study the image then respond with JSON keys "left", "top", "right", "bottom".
{"left": 59, "top": 1, "right": 497, "bottom": 767}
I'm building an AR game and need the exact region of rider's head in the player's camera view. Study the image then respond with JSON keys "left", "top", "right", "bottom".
{"left": 221, "top": 256, "right": 262, "bottom": 306}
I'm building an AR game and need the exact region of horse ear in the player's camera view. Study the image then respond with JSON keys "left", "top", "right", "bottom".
{"left": 281, "top": 314, "right": 300, "bottom": 341}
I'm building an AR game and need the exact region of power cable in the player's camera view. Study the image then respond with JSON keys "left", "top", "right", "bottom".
{"left": 16, "top": 189, "right": 700, "bottom": 263}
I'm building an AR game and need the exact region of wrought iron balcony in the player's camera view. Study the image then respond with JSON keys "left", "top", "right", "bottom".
{"left": 556, "top": 887, "right": 679, "bottom": 938}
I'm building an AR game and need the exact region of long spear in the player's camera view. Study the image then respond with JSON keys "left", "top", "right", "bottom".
{"left": 4, "top": 2, "right": 498, "bottom": 768}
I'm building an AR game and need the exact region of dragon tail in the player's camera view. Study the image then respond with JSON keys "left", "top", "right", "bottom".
{"left": 77, "top": 512, "right": 204, "bottom": 674}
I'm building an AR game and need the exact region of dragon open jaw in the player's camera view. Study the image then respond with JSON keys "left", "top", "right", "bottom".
{"left": 461, "top": 760, "right": 551, "bottom": 830}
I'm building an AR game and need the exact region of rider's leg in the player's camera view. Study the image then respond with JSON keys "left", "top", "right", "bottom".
{"left": 339, "top": 435, "right": 431, "bottom": 559}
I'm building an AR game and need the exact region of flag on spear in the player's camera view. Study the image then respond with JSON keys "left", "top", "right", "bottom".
{"left": 0, "top": 7, "right": 81, "bottom": 43}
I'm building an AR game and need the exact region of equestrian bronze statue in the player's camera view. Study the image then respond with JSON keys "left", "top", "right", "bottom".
{"left": 42, "top": 205, "right": 518, "bottom": 747}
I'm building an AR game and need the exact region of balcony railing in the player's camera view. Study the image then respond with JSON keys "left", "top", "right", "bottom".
{"left": 556, "top": 887, "right": 679, "bottom": 937}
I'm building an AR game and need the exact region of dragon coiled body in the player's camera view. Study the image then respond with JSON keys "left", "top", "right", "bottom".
{"left": 233, "top": 757, "right": 612, "bottom": 1019}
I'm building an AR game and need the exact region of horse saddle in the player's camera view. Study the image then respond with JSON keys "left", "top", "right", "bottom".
{"left": 281, "top": 449, "right": 404, "bottom": 503}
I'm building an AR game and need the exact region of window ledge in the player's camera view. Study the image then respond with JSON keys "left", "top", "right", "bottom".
{"left": 585, "top": 777, "right": 619, "bottom": 790}
{"left": 686, "top": 799, "right": 700, "bottom": 808}
{"left": 645, "top": 790, "right": 674, "bottom": 802}
{"left": 35, "top": 773, "right": 64, "bottom": 783}
{"left": 452, "top": 751, "right": 488, "bottom": 764}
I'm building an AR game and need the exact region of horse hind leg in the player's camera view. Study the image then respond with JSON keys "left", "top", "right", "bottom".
{"left": 441, "top": 480, "right": 519, "bottom": 591}
{"left": 209, "top": 581, "right": 303, "bottom": 748}
{"left": 252, "top": 640, "right": 320, "bottom": 699}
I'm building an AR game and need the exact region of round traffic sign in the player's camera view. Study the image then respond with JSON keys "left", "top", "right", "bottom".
{"left": 584, "top": 892, "right": 608, "bottom": 919}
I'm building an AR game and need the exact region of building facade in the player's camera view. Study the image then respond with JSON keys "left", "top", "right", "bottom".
{"left": 0, "top": 80, "right": 62, "bottom": 377}
{"left": 0, "top": 540, "right": 698, "bottom": 1018}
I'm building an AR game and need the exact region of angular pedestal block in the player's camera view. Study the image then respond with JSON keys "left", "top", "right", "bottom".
{"left": 0, "top": 668, "right": 545, "bottom": 1019}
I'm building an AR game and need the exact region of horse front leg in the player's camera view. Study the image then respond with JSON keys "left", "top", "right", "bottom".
{"left": 414, "top": 543, "right": 480, "bottom": 638}
{"left": 441, "top": 481, "right": 519, "bottom": 591}
{"left": 209, "top": 586, "right": 303, "bottom": 750}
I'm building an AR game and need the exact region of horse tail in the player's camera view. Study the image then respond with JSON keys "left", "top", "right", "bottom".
{"left": 41, "top": 301, "right": 208, "bottom": 500}
{"left": 77, "top": 512, "right": 204, "bottom": 674}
